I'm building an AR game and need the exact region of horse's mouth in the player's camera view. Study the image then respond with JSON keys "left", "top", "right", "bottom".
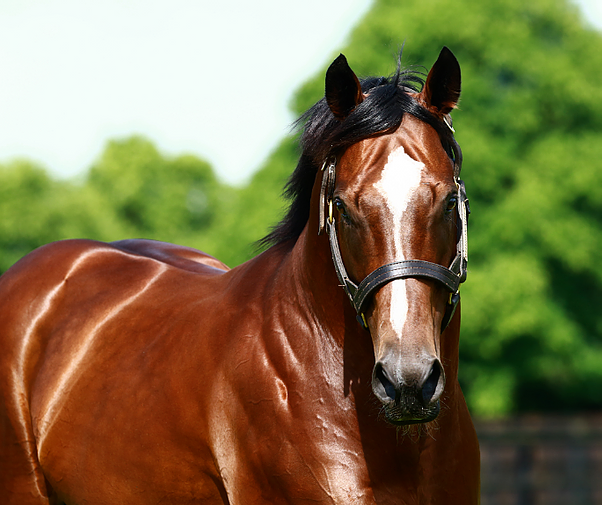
{"left": 382, "top": 400, "right": 440, "bottom": 426}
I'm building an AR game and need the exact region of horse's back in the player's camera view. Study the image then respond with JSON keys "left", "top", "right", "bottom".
{"left": 0, "top": 239, "right": 230, "bottom": 504}
{"left": 111, "top": 238, "right": 230, "bottom": 273}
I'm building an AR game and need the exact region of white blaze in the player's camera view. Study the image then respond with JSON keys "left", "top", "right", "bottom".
{"left": 373, "top": 146, "right": 424, "bottom": 335}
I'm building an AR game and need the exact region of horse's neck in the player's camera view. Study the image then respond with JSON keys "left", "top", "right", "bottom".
{"left": 226, "top": 223, "right": 366, "bottom": 377}
{"left": 287, "top": 227, "right": 356, "bottom": 339}
{"left": 284, "top": 226, "right": 376, "bottom": 385}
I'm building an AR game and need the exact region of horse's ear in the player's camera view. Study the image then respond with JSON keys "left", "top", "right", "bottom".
{"left": 325, "top": 54, "right": 364, "bottom": 120}
{"left": 420, "top": 47, "right": 461, "bottom": 115}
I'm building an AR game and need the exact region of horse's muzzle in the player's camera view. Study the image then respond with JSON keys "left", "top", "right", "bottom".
{"left": 371, "top": 358, "right": 445, "bottom": 425}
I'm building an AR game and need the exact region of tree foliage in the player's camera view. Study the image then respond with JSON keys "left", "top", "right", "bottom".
{"left": 0, "top": 160, "right": 121, "bottom": 272}
{"left": 0, "top": 137, "right": 233, "bottom": 272}
{"left": 1, "top": 0, "right": 602, "bottom": 416}
{"left": 86, "top": 136, "right": 232, "bottom": 254}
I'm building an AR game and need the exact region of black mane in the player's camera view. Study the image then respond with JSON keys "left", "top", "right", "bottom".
{"left": 261, "top": 58, "right": 460, "bottom": 248}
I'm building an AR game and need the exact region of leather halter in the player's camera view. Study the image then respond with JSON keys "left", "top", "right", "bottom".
{"left": 318, "top": 151, "right": 469, "bottom": 332}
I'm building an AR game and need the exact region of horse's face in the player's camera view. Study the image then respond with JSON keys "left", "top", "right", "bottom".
{"left": 335, "top": 116, "right": 457, "bottom": 424}
{"left": 324, "top": 48, "right": 462, "bottom": 425}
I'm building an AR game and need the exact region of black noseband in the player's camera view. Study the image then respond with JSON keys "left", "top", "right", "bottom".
{"left": 319, "top": 155, "right": 469, "bottom": 332}
{"left": 355, "top": 260, "right": 462, "bottom": 311}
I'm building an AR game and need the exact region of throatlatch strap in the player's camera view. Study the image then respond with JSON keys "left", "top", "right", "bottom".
{"left": 326, "top": 217, "right": 359, "bottom": 301}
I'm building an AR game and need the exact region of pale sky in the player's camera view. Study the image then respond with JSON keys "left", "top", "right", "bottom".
{"left": 0, "top": 0, "right": 599, "bottom": 185}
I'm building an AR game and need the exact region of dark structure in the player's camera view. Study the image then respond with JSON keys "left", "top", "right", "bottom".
{"left": 477, "top": 414, "right": 602, "bottom": 505}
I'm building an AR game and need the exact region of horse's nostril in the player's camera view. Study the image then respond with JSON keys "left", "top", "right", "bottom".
{"left": 374, "top": 362, "right": 397, "bottom": 402}
{"left": 421, "top": 361, "right": 442, "bottom": 406}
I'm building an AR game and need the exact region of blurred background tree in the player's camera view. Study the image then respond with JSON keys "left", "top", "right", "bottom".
{"left": 0, "top": 160, "right": 123, "bottom": 272}
{"left": 1, "top": 0, "right": 601, "bottom": 418}
{"left": 0, "top": 137, "right": 234, "bottom": 271}
{"left": 85, "top": 136, "right": 234, "bottom": 256}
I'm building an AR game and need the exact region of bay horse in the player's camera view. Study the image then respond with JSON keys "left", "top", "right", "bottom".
{"left": 0, "top": 47, "right": 480, "bottom": 504}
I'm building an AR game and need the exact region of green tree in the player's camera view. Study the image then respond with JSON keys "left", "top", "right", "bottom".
{"left": 86, "top": 136, "right": 232, "bottom": 257}
{"left": 0, "top": 137, "right": 230, "bottom": 272}
{"left": 210, "top": 137, "right": 300, "bottom": 266}
{"left": 0, "top": 160, "right": 123, "bottom": 273}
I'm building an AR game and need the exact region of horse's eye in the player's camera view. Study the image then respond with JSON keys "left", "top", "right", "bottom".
{"left": 445, "top": 196, "right": 457, "bottom": 213}
{"left": 334, "top": 198, "right": 349, "bottom": 219}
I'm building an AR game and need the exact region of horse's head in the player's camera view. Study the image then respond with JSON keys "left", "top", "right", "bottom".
{"left": 319, "top": 48, "right": 467, "bottom": 425}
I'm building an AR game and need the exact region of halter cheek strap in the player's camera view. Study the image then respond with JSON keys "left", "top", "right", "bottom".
{"left": 319, "top": 157, "right": 470, "bottom": 332}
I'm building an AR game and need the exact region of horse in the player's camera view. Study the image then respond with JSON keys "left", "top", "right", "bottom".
{"left": 0, "top": 47, "right": 480, "bottom": 504}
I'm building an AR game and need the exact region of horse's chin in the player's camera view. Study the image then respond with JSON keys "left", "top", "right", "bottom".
{"left": 382, "top": 401, "right": 440, "bottom": 426}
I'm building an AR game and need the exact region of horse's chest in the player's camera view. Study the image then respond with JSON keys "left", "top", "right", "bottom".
{"left": 207, "top": 366, "right": 376, "bottom": 503}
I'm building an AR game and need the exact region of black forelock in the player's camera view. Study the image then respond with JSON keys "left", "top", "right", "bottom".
{"left": 260, "top": 58, "right": 459, "bottom": 249}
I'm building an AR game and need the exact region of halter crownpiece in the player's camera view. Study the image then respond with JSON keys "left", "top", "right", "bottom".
{"left": 318, "top": 146, "right": 469, "bottom": 332}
